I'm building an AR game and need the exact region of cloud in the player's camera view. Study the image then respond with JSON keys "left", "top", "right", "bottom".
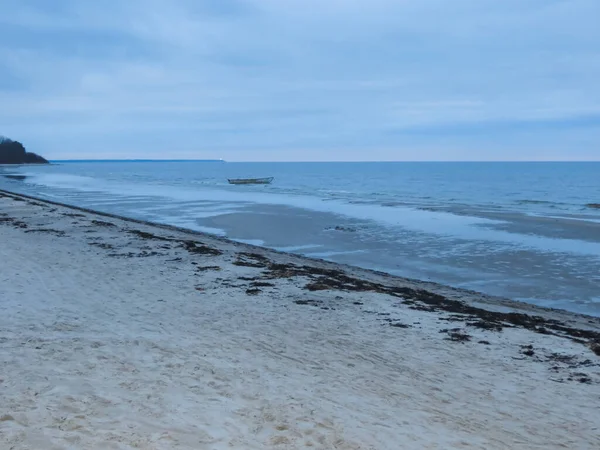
{"left": 0, "top": 0, "right": 599, "bottom": 160}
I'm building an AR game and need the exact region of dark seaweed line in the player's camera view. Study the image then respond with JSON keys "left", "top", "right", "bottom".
{"left": 125, "top": 231, "right": 223, "bottom": 256}
{"left": 230, "top": 253, "right": 600, "bottom": 349}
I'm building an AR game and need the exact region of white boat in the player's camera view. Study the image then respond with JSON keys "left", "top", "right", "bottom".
{"left": 227, "top": 177, "right": 274, "bottom": 185}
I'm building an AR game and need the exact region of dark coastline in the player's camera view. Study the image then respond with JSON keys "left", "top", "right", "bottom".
{"left": 0, "top": 138, "right": 48, "bottom": 164}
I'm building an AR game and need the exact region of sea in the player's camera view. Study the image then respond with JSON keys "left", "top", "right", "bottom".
{"left": 1, "top": 161, "right": 599, "bottom": 316}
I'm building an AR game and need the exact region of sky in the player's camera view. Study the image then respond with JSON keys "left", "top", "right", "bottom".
{"left": 0, "top": 0, "right": 599, "bottom": 161}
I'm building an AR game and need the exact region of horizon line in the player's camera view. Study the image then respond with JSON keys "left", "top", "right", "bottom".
{"left": 49, "top": 159, "right": 600, "bottom": 163}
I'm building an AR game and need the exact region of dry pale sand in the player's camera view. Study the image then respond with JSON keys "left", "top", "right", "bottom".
{"left": 1, "top": 190, "right": 600, "bottom": 450}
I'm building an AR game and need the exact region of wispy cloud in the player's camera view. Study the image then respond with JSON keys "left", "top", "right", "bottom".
{"left": 1, "top": 0, "right": 599, "bottom": 160}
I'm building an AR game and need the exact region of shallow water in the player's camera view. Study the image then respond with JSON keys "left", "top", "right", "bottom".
{"left": 1, "top": 161, "right": 599, "bottom": 315}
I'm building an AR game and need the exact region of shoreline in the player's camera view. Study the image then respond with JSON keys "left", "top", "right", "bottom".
{"left": 4, "top": 167, "right": 599, "bottom": 316}
{"left": 1, "top": 189, "right": 600, "bottom": 448}
{"left": 1, "top": 187, "right": 598, "bottom": 323}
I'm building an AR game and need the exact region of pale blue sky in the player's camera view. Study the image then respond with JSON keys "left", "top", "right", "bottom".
{"left": 1, "top": 0, "right": 599, "bottom": 161}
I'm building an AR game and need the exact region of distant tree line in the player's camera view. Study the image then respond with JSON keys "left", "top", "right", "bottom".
{"left": 0, "top": 136, "right": 48, "bottom": 164}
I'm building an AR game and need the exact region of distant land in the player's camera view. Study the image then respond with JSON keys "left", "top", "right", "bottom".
{"left": 53, "top": 159, "right": 225, "bottom": 163}
{"left": 0, "top": 137, "right": 48, "bottom": 164}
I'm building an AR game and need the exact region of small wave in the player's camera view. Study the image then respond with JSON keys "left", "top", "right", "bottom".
{"left": 516, "top": 199, "right": 573, "bottom": 210}
{"left": 24, "top": 172, "right": 98, "bottom": 187}
{"left": 585, "top": 203, "right": 600, "bottom": 209}
{"left": 516, "top": 199, "right": 557, "bottom": 205}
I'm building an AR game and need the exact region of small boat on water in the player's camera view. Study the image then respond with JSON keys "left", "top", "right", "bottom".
{"left": 227, "top": 177, "right": 274, "bottom": 185}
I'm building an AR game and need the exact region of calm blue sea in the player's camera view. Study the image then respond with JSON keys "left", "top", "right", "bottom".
{"left": 2, "top": 161, "right": 600, "bottom": 315}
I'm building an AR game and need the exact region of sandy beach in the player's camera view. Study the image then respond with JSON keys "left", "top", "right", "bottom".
{"left": 1, "top": 189, "right": 600, "bottom": 449}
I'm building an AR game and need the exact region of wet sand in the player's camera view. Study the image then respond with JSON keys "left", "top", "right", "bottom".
{"left": 195, "top": 204, "right": 600, "bottom": 315}
{"left": 1, "top": 189, "right": 600, "bottom": 449}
